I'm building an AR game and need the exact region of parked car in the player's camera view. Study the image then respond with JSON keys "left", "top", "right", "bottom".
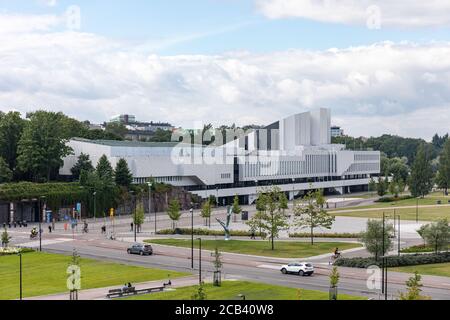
{"left": 127, "top": 244, "right": 153, "bottom": 256}
{"left": 280, "top": 262, "right": 314, "bottom": 276}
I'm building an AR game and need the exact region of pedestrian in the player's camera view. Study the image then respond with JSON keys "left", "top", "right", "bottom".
{"left": 101, "top": 225, "right": 106, "bottom": 234}
{"left": 130, "top": 222, "right": 134, "bottom": 232}
{"left": 48, "top": 225, "right": 52, "bottom": 233}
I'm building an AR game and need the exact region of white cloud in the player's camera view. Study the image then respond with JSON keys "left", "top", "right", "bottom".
{"left": 256, "top": 0, "right": 450, "bottom": 28}
{"left": 0, "top": 13, "right": 62, "bottom": 34}
{"left": 0, "top": 13, "right": 449, "bottom": 139}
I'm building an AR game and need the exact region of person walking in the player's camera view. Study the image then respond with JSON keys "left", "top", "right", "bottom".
{"left": 130, "top": 222, "right": 134, "bottom": 232}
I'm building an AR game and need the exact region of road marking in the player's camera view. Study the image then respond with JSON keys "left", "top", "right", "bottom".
{"left": 18, "top": 238, "right": 74, "bottom": 248}
{"left": 257, "top": 264, "right": 281, "bottom": 270}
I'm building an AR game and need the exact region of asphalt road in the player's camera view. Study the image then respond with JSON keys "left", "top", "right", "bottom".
{"left": 25, "top": 234, "right": 450, "bottom": 301}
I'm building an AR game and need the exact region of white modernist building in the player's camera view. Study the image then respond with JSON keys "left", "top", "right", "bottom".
{"left": 60, "top": 108, "right": 380, "bottom": 205}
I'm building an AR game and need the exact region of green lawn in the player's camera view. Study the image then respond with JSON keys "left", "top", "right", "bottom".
{"left": 123, "top": 281, "right": 366, "bottom": 300}
{"left": 392, "top": 263, "right": 450, "bottom": 278}
{"left": 331, "top": 193, "right": 450, "bottom": 211}
{"left": 0, "top": 252, "right": 188, "bottom": 300}
{"left": 329, "top": 206, "right": 450, "bottom": 222}
{"left": 146, "top": 239, "right": 361, "bottom": 258}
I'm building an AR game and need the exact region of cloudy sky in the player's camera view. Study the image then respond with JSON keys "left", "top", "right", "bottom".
{"left": 0, "top": 0, "right": 449, "bottom": 139}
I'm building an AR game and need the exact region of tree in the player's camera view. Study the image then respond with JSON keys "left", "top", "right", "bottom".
{"left": 409, "top": 144, "right": 434, "bottom": 198}
{"left": 96, "top": 155, "right": 114, "bottom": 182}
{"left": 360, "top": 219, "right": 394, "bottom": 261}
{"left": 114, "top": 158, "right": 133, "bottom": 188}
{"left": 167, "top": 199, "right": 181, "bottom": 230}
{"left": 417, "top": 219, "right": 450, "bottom": 253}
{"left": 293, "top": 189, "right": 335, "bottom": 245}
{"left": 368, "top": 177, "right": 376, "bottom": 192}
{"left": 133, "top": 206, "right": 145, "bottom": 232}
{"left": 279, "top": 192, "right": 289, "bottom": 213}
{"left": 246, "top": 210, "right": 266, "bottom": 239}
{"left": 17, "top": 111, "right": 73, "bottom": 181}
{"left": 105, "top": 122, "right": 127, "bottom": 139}
{"left": 377, "top": 176, "right": 388, "bottom": 197}
{"left": 399, "top": 272, "right": 430, "bottom": 300}
{"left": 191, "top": 282, "right": 207, "bottom": 300}
{"left": 71, "top": 153, "right": 94, "bottom": 180}
{"left": 0, "top": 157, "right": 13, "bottom": 184}
{"left": 1, "top": 228, "right": 11, "bottom": 247}
{"left": 232, "top": 195, "right": 241, "bottom": 222}
{"left": 0, "top": 111, "right": 25, "bottom": 172}
{"left": 329, "top": 266, "right": 340, "bottom": 288}
{"left": 389, "top": 181, "right": 400, "bottom": 198}
{"left": 211, "top": 245, "right": 223, "bottom": 287}
{"left": 201, "top": 199, "right": 212, "bottom": 227}
{"left": 436, "top": 139, "right": 450, "bottom": 194}
{"left": 256, "top": 187, "right": 289, "bottom": 250}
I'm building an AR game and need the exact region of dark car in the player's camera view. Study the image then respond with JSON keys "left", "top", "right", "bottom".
{"left": 127, "top": 244, "right": 153, "bottom": 256}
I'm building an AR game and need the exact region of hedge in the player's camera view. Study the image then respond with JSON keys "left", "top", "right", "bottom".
{"left": 156, "top": 228, "right": 267, "bottom": 238}
{"left": 289, "top": 232, "right": 360, "bottom": 239}
{"left": 334, "top": 252, "right": 450, "bottom": 268}
{"left": 400, "top": 244, "right": 450, "bottom": 254}
{"left": 375, "top": 195, "right": 414, "bottom": 203}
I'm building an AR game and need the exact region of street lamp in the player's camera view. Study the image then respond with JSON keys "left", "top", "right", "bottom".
{"left": 197, "top": 237, "right": 202, "bottom": 285}
{"left": 93, "top": 191, "right": 97, "bottom": 223}
{"left": 397, "top": 214, "right": 401, "bottom": 257}
{"left": 190, "top": 206, "right": 194, "bottom": 269}
{"left": 147, "top": 182, "right": 154, "bottom": 231}
{"left": 130, "top": 191, "right": 137, "bottom": 243}
{"left": 382, "top": 212, "right": 390, "bottom": 300}
{"left": 39, "top": 196, "right": 46, "bottom": 252}
{"left": 18, "top": 252, "right": 22, "bottom": 300}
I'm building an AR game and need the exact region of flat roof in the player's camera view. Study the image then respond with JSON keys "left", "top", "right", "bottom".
{"left": 71, "top": 138, "right": 203, "bottom": 148}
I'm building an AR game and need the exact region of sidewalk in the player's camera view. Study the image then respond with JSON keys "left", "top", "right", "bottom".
{"left": 24, "top": 276, "right": 200, "bottom": 301}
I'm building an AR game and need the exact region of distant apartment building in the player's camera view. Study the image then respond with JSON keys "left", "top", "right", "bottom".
{"left": 331, "top": 126, "right": 344, "bottom": 137}
{"left": 109, "top": 114, "right": 174, "bottom": 141}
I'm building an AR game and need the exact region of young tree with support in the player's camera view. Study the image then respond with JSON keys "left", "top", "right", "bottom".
{"left": 293, "top": 189, "right": 335, "bottom": 245}
{"left": 167, "top": 199, "right": 182, "bottom": 230}
{"left": 201, "top": 199, "right": 212, "bottom": 227}
{"left": 232, "top": 195, "right": 241, "bottom": 222}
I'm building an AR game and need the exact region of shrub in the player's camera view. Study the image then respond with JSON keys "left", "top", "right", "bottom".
{"left": 401, "top": 244, "right": 450, "bottom": 253}
{"left": 289, "top": 232, "right": 360, "bottom": 239}
{"left": 156, "top": 228, "right": 266, "bottom": 238}
{"left": 334, "top": 253, "right": 450, "bottom": 268}
{"left": 0, "top": 247, "right": 34, "bottom": 256}
{"left": 375, "top": 195, "right": 414, "bottom": 203}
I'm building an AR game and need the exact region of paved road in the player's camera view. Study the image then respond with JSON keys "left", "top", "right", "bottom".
{"left": 9, "top": 229, "right": 450, "bottom": 300}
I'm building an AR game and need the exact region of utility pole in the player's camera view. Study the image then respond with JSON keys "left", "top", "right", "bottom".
{"left": 197, "top": 238, "right": 202, "bottom": 285}
{"left": 190, "top": 207, "right": 194, "bottom": 269}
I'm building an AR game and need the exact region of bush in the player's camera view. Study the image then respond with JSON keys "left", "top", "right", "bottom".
{"left": 401, "top": 244, "right": 450, "bottom": 253}
{"left": 375, "top": 195, "right": 413, "bottom": 203}
{"left": 334, "top": 253, "right": 450, "bottom": 268}
{"left": 156, "top": 228, "right": 266, "bottom": 238}
{"left": 289, "top": 232, "right": 360, "bottom": 239}
{"left": 0, "top": 247, "right": 34, "bottom": 256}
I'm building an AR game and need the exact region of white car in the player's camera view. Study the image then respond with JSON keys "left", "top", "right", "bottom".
{"left": 280, "top": 262, "right": 314, "bottom": 276}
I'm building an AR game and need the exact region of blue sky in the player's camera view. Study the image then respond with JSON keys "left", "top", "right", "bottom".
{"left": 2, "top": 0, "right": 449, "bottom": 55}
{"left": 0, "top": 0, "right": 449, "bottom": 139}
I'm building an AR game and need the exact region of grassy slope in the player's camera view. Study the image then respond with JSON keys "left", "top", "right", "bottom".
{"left": 123, "top": 281, "right": 366, "bottom": 300}
{"left": 146, "top": 239, "right": 360, "bottom": 258}
{"left": 329, "top": 206, "right": 450, "bottom": 222}
{"left": 0, "top": 252, "right": 188, "bottom": 300}
{"left": 392, "top": 263, "right": 450, "bottom": 278}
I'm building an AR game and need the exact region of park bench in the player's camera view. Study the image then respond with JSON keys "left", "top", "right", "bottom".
{"left": 106, "top": 286, "right": 166, "bottom": 299}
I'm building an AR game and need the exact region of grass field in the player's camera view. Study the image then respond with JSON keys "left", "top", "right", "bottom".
{"left": 122, "top": 281, "right": 366, "bottom": 300}
{"left": 392, "top": 263, "right": 450, "bottom": 278}
{"left": 329, "top": 206, "right": 450, "bottom": 222}
{"left": 146, "top": 239, "right": 361, "bottom": 258}
{"left": 331, "top": 192, "right": 450, "bottom": 211}
{"left": 0, "top": 252, "right": 188, "bottom": 300}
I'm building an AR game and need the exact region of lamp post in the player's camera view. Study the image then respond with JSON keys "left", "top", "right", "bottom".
{"left": 190, "top": 206, "right": 194, "bottom": 269}
{"left": 130, "top": 191, "right": 136, "bottom": 243}
{"left": 397, "top": 214, "right": 401, "bottom": 257}
{"left": 197, "top": 237, "right": 202, "bottom": 285}
{"left": 93, "top": 191, "right": 97, "bottom": 223}
{"left": 39, "top": 196, "right": 46, "bottom": 252}
{"left": 382, "top": 212, "right": 389, "bottom": 300}
{"left": 147, "top": 182, "right": 154, "bottom": 231}
{"left": 416, "top": 197, "right": 419, "bottom": 223}
{"left": 292, "top": 178, "right": 295, "bottom": 203}
{"left": 18, "top": 252, "right": 22, "bottom": 300}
